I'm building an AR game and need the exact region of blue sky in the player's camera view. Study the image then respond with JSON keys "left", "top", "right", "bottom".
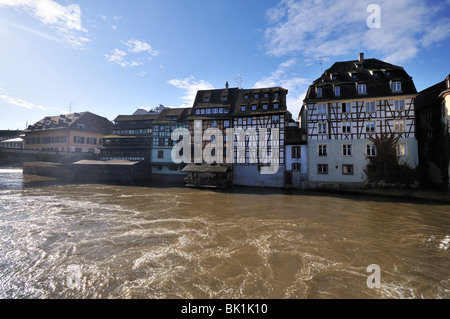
{"left": 1, "top": 0, "right": 450, "bottom": 130}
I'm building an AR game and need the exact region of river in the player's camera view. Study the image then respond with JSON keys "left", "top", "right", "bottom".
{"left": 0, "top": 167, "right": 448, "bottom": 299}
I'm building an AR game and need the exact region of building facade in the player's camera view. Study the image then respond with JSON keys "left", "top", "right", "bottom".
{"left": 415, "top": 75, "right": 450, "bottom": 190}
{"left": 301, "top": 53, "right": 419, "bottom": 187}
{"left": 100, "top": 113, "right": 157, "bottom": 162}
{"left": 24, "top": 112, "right": 112, "bottom": 154}
{"left": 232, "top": 87, "right": 289, "bottom": 188}
{"left": 151, "top": 107, "right": 191, "bottom": 183}
{"left": 285, "top": 125, "right": 307, "bottom": 189}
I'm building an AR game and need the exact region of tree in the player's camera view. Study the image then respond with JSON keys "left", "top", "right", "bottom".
{"left": 365, "top": 133, "right": 418, "bottom": 185}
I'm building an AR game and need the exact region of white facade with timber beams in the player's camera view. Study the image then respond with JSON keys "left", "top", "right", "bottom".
{"left": 300, "top": 53, "right": 419, "bottom": 185}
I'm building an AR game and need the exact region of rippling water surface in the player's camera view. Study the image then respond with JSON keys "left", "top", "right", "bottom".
{"left": 0, "top": 168, "right": 449, "bottom": 299}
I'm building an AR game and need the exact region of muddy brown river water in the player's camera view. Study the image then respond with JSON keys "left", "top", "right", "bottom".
{"left": 0, "top": 168, "right": 448, "bottom": 298}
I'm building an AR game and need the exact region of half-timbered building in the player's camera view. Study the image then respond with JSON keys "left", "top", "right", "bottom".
{"left": 301, "top": 53, "right": 419, "bottom": 186}
{"left": 151, "top": 107, "right": 191, "bottom": 183}
{"left": 232, "top": 87, "right": 289, "bottom": 188}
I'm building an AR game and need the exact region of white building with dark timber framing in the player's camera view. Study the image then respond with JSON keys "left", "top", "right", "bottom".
{"left": 299, "top": 53, "right": 419, "bottom": 187}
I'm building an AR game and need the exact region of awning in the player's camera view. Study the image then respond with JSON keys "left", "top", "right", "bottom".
{"left": 181, "top": 164, "right": 230, "bottom": 173}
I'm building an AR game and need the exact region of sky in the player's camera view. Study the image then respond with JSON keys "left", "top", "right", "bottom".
{"left": 0, "top": 0, "right": 450, "bottom": 130}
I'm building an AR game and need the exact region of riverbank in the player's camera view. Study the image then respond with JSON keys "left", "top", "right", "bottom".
{"left": 315, "top": 187, "right": 450, "bottom": 204}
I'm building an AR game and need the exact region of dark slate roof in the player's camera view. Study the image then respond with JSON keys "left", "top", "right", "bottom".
{"left": 234, "top": 87, "right": 288, "bottom": 116}
{"left": 415, "top": 80, "right": 447, "bottom": 110}
{"left": 26, "top": 112, "right": 112, "bottom": 134}
{"left": 304, "top": 57, "right": 417, "bottom": 102}
{"left": 285, "top": 127, "right": 306, "bottom": 145}
{"left": 153, "top": 107, "right": 191, "bottom": 124}
{"left": 113, "top": 113, "right": 159, "bottom": 130}
{"left": 188, "top": 88, "right": 240, "bottom": 120}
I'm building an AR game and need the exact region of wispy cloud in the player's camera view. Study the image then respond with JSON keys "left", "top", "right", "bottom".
{"left": 0, "top": 93, "right": 46, "bottom": 111}
{"left": 264, "top": 0, "right": 450, "bottom": 64}
{"left": 255, "top": 58, "right": 309, "bottom": 119}
{"left": 0, "top": 0, "right": 90, "bottom": 48}
{"left": 167, "top": 76, "right": 215, "bottom": 107}
{"left": 123, "top": 39, "right": 160, "bottom": 59}
{"left": 105, "top": 39, "right": 159, "bottom": 67}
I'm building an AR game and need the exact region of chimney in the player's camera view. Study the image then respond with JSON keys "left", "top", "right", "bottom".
{"left": 358, "top": 52, "right": 364, "bottom": 63}
{"left": 225, "top": 81, "right": 229, "bottom": 89}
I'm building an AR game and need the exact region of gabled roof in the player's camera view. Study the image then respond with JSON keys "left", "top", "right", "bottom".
{"left": 304, "top": 56, "right": 417, "bottom": 102}
{"left": 26, "top": 112, "right": 112, "bottom": 133}
{"left": 154, "top": 107, "right": 191, "bottom": 124}
{"left": 415, "top": 80, "right": 447, "bottom": 110}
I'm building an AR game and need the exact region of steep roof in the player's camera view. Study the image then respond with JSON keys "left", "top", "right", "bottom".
{"left": 26, "top": 112, "right": 112, "bottom": 133}
{"left": 304, "top": 56, "right": 417, "bottom": 102}
{"left": 415, "top": 80, "right": 447, "bottom": 110}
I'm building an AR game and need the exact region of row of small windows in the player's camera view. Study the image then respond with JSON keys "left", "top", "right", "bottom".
{"left": 316, "top": 143, "right": 407, "bottom": 157}
{"left": 73, "top": 136, "right": 98, "bottom": 145}
{"left": 195, "top": 108, "right": 229, "bottom": 115}
{"left": 316, "top": 99, "right": 406, "bottom": 115}
{"left": 316, "top": 81, "right": 402, "bottom": 97}
{"left": 113, "top": 129, "right": 152, "bottom": 136}
{"left": 317, "top": 164, "right": 354, "bottom": 175}
{"left": 244, "top": 92, "right": 280, "bottom": 100}
{"left": 241, "top": 103, "right": 279, "bottom": 112}
{"left": 26, "top": 136, "right": 67, "bottom": 145}
{"left": 316, "top": 120, "right": 407, "bottom": 135}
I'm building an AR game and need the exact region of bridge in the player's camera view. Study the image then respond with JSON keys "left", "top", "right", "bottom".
{"left": 0, "top": 148, "right": 97, "bottom": 166}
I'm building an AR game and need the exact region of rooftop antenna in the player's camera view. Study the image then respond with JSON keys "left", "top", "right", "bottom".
{"left": 318, "top": 57, "right": 329, "bottom": 74}
{"left": 235, "top": 73, "right": 243, "bottom": 89}
{"left": 69, "top": 102, "right": 73, "bottom": 114}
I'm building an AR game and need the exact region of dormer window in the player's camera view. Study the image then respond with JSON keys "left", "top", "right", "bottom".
{"left": 254, "top": 93, "right": 259, "bottom": 99}
{"left": 241, "top": 105, "right": 247, "bottom": 112}
{"left": 274, "top": 92, "right": 279, "bottom": 100}
{"left": 252, "top": 104, "right": 257, "bottom": 111}
{"left": 316, "top": 87, "right": 323, "bottom": 98}
{"left": 392, "top": 81, "right": 402, "bottom": 92}
{"left": 357, "top": 84, "right": 367, "bottom": 94}
{"left": 204, "top": 97, "right": 210, "bottom": 103}
{"left": 334, "top": 86, "right": 341, "bottom": 96}
{"left": 352, "top": 74, "right": 357, "bottom": 79}
{"left": 244, "top": 94, "right": 249, "bottom": 99}
{"left": 221, "top": 96, "right": 227, "bottom": 102}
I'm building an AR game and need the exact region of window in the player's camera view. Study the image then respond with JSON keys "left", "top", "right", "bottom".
{"left": 263, "top": 104, "right": 268, "bottom": 110}
{"left": 392, "top": 81, "right": 402, "bottom": 92}
{"left": 224, "top": 120, "right": 230, "bottom": 128}
{"left": 241, "top": 105, "right": 246, "bottom": 112}
{"left": 213, "top": 108, "right": 219, "bottom": 114}
{"left": 318, "top": 122, "right": 327, "bottom": 134}
{"left": 318, "top": 164, "right": 328, "bottom": 174}
{"left": 200, "top": 109, "right": 205, "bottom": 115}
{"left": 252, "top": 104, "right": 257, "bottom": 111}
{"left": 247, "top": 118, "right": 252, "bottom": 125}
{"left": 77, "top": 123, "right": 85, "bottom": 130}
{"left": 342, "top": 164, "right": 354, "bottom": 175}
{"left": 211, "top": 120, "right": 218, "bottom": 128}
{"left": 397, "top": 143, "right": 407, "bottom": 156}
{"left": 254, "top": 93, "right": 259, "bottom": 99}
{"left": 292, "top": 163, "right": 301, "bottom": 172}
{"left": 204, "top": 97, "right": 210, "bottom": 103}
{"left": 274, "top": 92, "right": 279, "bottom": 99}
{"left": 342, "top": 103, "right": 351, "bottom": 113}
{"left": 365, "top": 101, "right": 375, "bottom": 112}
{"left": 224, "top": 108, "right": 229, "bottom": 114}
{"left": 238, "top": 118, "right": 243, "bottom": 125}
{"left": 196, "top": 109, "right": 200, "bottom": 115}
{"left": 316, "top": 87, "right": 323, "bottom": 97}
{"left": 394, "top": 120, "right": 405, "bottom": 132}
{"left": 264, "top": 92, "right": 269, "bottom": 98}
{"left": 317, "top": 104, "right": 327, "bottom": 115}
{"left": 87, "top": 138, "right": 97, "bottom": 145}
{"left": 244, "top": 94, "right": 249, "bottom": 99}
{"left": 292, "top": 146, "right": 301, "bottom": 158}
{"left": 342, "top": 144, "right": 352, "bottom": 156}
{"left": 358, "top": 84, "right": 367, "bottom": 94}
{"left": 318, "top": 144, "right": 327, "bottom": 156}
{"left": 366, "top": 144, "right": 377, "bottom": 157}
{"left": 219, "top": 108, "right": 224, "bottom": 114}
{"left": 394, "top": 100, "right": 405, "bottom": 111}
{"left": 335, "top": 86, "right": 340, "bottom": 96}
{"left": 366, "top": 121, "right": 376, "bottom": 133}
{"left": 206, "top": 108, "right": 212, "bottom": 114}
{"left": 221, "top": 96, "right": 227, "bottom": 102}
{"left": 158, "top": 150, "right": 164, "bottom": 159}
{"left": 274, "top": 103, "right": 279, "bottom": 109}
{"left": 272, "top": 115, "right": 280, "bottom": 123}
{"left": 159, "top": 138, "right": 165, "bottom": 146}
{"left": 73, "top": 136, "right": 85, "bottom": 144}
{"left": 342, "top": 122, "right": 351, "bottom": 134}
